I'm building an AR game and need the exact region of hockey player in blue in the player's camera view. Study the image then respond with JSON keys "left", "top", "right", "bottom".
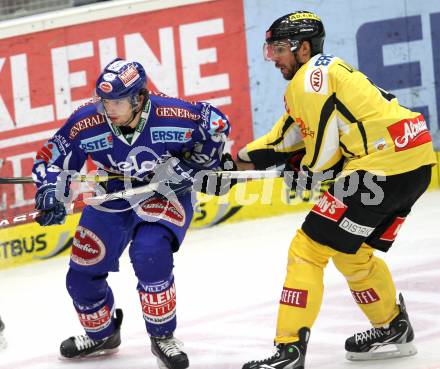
{"left": 32, "top": 58, "right": 233, "bottom": 369}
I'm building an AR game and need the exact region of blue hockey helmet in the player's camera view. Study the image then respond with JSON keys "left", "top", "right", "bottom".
{"left": 95, "top": 58, "right": 147, "bottom": 100}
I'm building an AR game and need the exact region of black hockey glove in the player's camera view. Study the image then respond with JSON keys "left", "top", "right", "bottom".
{"left": 283, "top": 149, "right": 343, "bottom": 202}
{"left": 34, "top": 183, "right": 67, "bottom": 226}
{"left": 283, "top": 148, "right": 318, "bottom": 202}
{"left": 195, "top": 153, "right": 240, "bottom": 196}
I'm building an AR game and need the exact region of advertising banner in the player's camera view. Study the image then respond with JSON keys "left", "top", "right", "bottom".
{"left": 0, "top": 0, "right": 253, "bottom": 224}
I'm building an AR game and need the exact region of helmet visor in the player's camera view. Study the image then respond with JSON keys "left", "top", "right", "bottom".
{"left": 94, "top": 93, "right": 133, "bottom": 114}
{"left": 263, "top": 39, "right": 301, "bottom": 61}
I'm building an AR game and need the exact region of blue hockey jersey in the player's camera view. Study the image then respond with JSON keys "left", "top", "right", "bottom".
{"left": 32, "top": 92, "right": 231, "bottom": 195}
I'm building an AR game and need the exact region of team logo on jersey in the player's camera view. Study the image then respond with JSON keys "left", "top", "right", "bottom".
{"left": 387, "top": 115, "right": 431, "bottom": 152}
{"left": 80, "top": 132, "right": 113, "bottom": 153}
{"left": 35, "top": 142, "right": 61, "bottom": 164}
{"left": 71, "top": 226, "right": 106, "bottom": 266}
{"left": 69, "top": 114, "right": 106, "bottom": 139}
{"left": 280, "top": 287, "right": 308, "bottom": 308}
{"left": 151, "top": 127, "right": 194, "bottom": 143}
{"left": 311, "top": 192, "right": 348, "bottom": 222}
{"left": 351, "top": 288, "right": 380, "bottom": 305}
{"left": 139, "top": 198, "right": 185, "bottom": 226}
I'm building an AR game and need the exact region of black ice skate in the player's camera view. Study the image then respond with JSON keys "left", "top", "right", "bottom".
{"left": 150, "top": 335, "right": 189, "bottom": 369}
{"left": 345, "top": 293, "right": 417, "bottom": 361}
{"left": 60, "top": 308, "right": 123, "bottom": 359}
{"left": 242, "top": 327, "right": 310, "bottom": 369}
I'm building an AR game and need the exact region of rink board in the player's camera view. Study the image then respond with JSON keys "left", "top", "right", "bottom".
{"left": 1, "top": 164, "right": 439, "bottom": 270}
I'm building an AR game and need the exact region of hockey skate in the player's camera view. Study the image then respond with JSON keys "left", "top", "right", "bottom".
{"left": 150, "top": 335, "right": 189, "bottom": 369}
{"left": 242, "top": 327, "right": 309, "bottom": 369}
{"left": 345, "top": 293, "right": 417, "bottom": 361}
{"left": 60, "top": 308, "right": 123, "bottom": 359}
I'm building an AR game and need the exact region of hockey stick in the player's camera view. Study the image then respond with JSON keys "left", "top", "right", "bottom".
{"left": 0, "top": 170, "right": 284, "bottom": 227}
{"left": 0, "top": 199, "right": 86, "bottom": 228}
{"left": 0, "top": 174, "right": 127, "bottom": 184}
{"left": 83, "top": 170, "right": 283, "bottom": 205}
{"left": 0, "top": 170, "right": 283, "bottom": 185}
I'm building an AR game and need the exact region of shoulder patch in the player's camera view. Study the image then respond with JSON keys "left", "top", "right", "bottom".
{"left": 304, "top": 54, "right": 336, "bottom": 95}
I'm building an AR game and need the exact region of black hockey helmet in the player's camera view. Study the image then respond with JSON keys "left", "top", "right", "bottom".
{"left": 265, "top": 11, "right": 325, "bottom": 56}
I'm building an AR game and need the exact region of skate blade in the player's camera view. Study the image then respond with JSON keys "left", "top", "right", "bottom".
{"left": 59, "top": 347, "right": 119, "bottom": 361}
{"left": 155, "top": 357, "right": 190, "bottom": 369}
{"left": 156, "top": 357, "right": 168, "bottom": 369}
{"left": 346, "top": 342, "right": 417, "bottom": 361}
{"left": 0, "top": 335, "right": 7, "bottom": 350}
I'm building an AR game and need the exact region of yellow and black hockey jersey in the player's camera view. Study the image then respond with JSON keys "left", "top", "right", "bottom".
{"left": 243, "top": 54, "right": 436, "bottom": 176}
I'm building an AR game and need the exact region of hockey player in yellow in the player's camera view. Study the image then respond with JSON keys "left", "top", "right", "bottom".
{"left": 240, "top": 10, "right": 436, "bottom": 369}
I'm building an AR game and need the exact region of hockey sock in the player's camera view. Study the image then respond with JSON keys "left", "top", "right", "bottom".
{"left": 138, "top": 273, "right": 177, "bottom": 337}
{"left": 276, "top": 229, "right": 337, "bottom": 343}
{"left": 333, "top": 244, "right": 399, "bottom": 326}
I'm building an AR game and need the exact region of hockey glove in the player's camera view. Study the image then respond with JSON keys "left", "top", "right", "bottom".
{"left": 147, "top": 157, "right": 196, "bottom": 198}
{"left": 196, "top": 153, "right": 240, "bottom": 196}
{"left": 283, "top": 148, "right": 318, "bottom": 202}
{"left": 35, "top": 183, "right": 67, "bottom": 226}
{"left": 283, "top": 150, "right": 343, "bottom": 202}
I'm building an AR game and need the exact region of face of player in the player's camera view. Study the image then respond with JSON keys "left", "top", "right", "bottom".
{"left": 102, "top": 96, "right": 142, "bottom": 127}
{"left": 264, "top": 39, "right": 309, "bottom": 80}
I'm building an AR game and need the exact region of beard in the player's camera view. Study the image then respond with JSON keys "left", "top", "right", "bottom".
{"left": 276, "top": 53, "right": 303, "bottom": 80}
{"left": 283, "top": 68, "right": 295, "bottom": 80}
{"left": 276, "top": 64, "right": 296, "bottom": 80}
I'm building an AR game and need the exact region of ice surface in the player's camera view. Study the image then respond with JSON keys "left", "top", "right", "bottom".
{"left": 1, "top": 191, "right": 439, "bottom": 369}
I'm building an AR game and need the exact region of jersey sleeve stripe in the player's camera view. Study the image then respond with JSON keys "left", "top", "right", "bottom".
{"left": 335, "top": 98, "right": 357, "bottom": 123}
{"left": 267, "top": 116, "right": 295, "bottom": 146}
{"left": 308, "top": 94, "right": 336, "bottom": 168}
{"left": 340, "top": 141, "right": 356, "bottom": 157}
{"left": 356, "top": 121, "right": 369, "bottom": 155}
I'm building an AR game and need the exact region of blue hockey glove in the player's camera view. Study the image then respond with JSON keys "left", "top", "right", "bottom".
{"left": 35, "top": 184, "right": 67, "bottom": 226}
